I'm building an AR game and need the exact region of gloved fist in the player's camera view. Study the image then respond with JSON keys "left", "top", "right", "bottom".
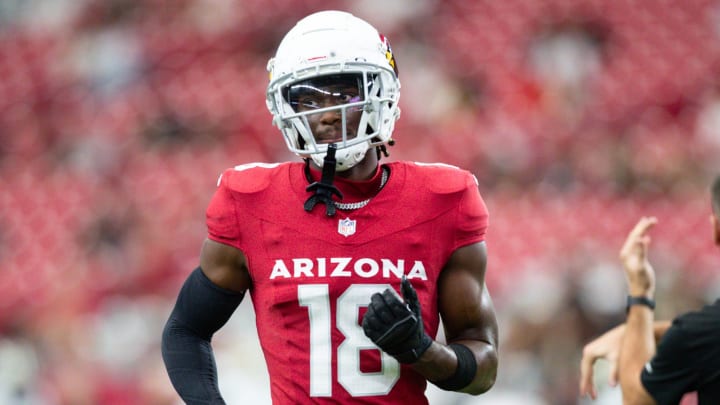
{"left": 362, "top": 276, "right": 433, "bottom": 364}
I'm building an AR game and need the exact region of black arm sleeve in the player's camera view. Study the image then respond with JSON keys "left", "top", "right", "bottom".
{"left": 161, "top": 267, "right": 245, "bottom": 405}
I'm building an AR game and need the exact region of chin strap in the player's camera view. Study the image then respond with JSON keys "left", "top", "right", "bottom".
{"left": 304, "top": 144, "right": 344, "bottom": 216}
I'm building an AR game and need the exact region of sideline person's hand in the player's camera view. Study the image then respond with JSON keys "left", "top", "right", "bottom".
{"left": 579, "top": 324, "right": 626, "bottom": 399}
{"left": 619, "top": 216, "right": 658, "bottom": 297}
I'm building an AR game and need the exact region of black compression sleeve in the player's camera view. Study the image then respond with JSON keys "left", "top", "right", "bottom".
{"left": 161, "top": 267, "right": 245, "bottom": 405}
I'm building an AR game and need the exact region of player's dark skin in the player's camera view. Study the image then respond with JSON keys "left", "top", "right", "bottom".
{"left": 199, "top": 86, "right": 499, "bottom": 394}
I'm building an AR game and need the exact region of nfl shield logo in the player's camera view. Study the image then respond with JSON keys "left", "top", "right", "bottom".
{"left": 337, "top": 217, "right": 356, "bottom": 237}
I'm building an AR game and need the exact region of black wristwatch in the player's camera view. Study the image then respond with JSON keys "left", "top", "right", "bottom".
{"left": 626, "top": 295, "right": 656, "bottom": 313}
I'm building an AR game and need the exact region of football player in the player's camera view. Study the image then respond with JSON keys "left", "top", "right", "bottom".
{"left": 162, "top": 10, "right": 499, "bottom": 404}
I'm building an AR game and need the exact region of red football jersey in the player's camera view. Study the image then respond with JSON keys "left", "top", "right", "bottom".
{"left": 206, "top": 161, "right": 488, "bottom": 404}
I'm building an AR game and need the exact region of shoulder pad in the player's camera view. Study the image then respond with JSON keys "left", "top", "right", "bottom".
{"left": 411, "top": 162, "right": 478, "bottom": 194}
{"left": 216, "top": 162, "right": 283, "bottom": 194}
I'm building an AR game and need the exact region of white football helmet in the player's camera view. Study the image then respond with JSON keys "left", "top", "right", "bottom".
{"left": 266, "top": 10, "right": 401, "bottom": 171}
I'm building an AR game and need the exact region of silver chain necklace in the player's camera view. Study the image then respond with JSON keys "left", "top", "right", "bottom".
{"left": 334, "top": 166, "right": 389, "bottom": 211}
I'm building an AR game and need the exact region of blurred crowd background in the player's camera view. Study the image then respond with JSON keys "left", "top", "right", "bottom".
{"left": 1, "top": 0, "right": 719, "bottom": 404}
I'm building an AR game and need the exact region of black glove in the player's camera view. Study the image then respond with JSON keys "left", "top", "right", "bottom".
{"left": 362, "top": 276, "right": 433, "bottom": 364}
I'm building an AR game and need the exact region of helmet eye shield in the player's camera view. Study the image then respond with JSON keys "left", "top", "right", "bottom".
{"left": 284, "top": 74, "right": 365, "bottom": 113}
{"left": 281, "top": 73, "right": 371, "bottom": 147}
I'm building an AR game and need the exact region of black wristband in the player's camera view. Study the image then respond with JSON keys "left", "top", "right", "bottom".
{"left": 626, "top": 295, "right": 655, "bottom": 313}
{"left": 432, "top": 343, "right": 477, "bottom": 391}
